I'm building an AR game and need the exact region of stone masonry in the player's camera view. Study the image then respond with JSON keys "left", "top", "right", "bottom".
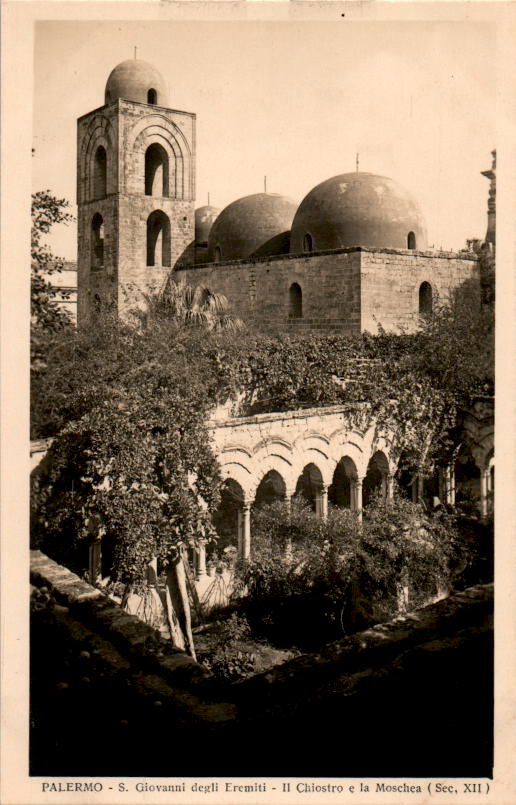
{"left": 77, "top": 99, "right": 195, "bottom": 324}
{"left": 176, "top": 246, "right": 478, "bottom": 334}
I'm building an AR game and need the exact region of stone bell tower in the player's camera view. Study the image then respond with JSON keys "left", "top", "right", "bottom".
{"left": 76, "top": 58, "right": 196, "bottom": 323}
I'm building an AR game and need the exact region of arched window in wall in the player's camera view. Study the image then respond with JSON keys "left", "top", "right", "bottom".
{"left": 147, "top": 88, "right": 157, "bottom": 105}
{"left": 147, "top": 210, "right": 171, "bottom": 267}
{"left": 419, "top": 281, "right": 432, "bottom": 317}
{"left": 289, "top": 282, "right": 302, "bottom": 318}
{"left": 214, "top": 246, "right": 222, "bottom": 263}
{"left": 93, "top": 146, "right": 107, "bottom": 199}
{"left": 303, "top": 233, "right": 314, "bottom": 252}
{"left": 407, "top": 231, "right": 416, "bottom": 250}
{"left": 145, "top": 144, "right": 169, "bottom": 197}
{"left": 91, "top": 213, "right": 104, "bottom": 268}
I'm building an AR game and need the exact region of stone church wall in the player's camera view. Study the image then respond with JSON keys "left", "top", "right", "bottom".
{"left": 176, "top": 247, "right": 477, "bottom": 335}
{"left": 176, "top": 250, "right": 363, "bottom": 335}
{"left": 360, "top": 249, "right": 479, "bottom": 333}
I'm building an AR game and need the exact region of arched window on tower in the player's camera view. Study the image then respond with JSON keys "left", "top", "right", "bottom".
{"left": 419, "top": 281, "right": 432, "bottom": 318}
{"left": 214, "top": 246, "right": 222, "bottom": 263}
{"left": 407, "top": 231, "right": 416, "bottom": 250}
{"left": 289, "top": 282, "right": 303, "bottom": 318}
{"left": 148, "top": 88, "right": 158, "bottom": 105}
{"left": 303, "top": 233, "right": 314, "bottom": 252}
{"left": 93, "top": 146, "right": 107, "bottom": 199}
{"left": 145, "top": 144, "right": 169, "bottom": 197}
{"left": 91, "top": 213, "right": 104, "bottom": 268}
{"left": 147, "top": 210, "right": 171, "bottom": 267}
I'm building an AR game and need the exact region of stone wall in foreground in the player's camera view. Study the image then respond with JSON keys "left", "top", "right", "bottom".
{"left": 30, "top": 548, "right": 492, "bottom": 776}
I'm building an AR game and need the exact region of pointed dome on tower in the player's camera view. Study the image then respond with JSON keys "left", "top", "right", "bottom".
{"left": 105, "top": 59, "right": 169, "bottom": 107}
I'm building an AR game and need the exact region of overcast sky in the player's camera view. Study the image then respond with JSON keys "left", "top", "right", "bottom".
{"left": 33, "top": 19, "right": 496, "bottom": 259}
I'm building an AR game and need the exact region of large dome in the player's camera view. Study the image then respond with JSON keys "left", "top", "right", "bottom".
{"left": 290, "top": 172, "right": 427, "bottom": 253}
{"left": 105, "top": 59, "right": 169, "bottom": 107}
{"left": 207, "top": 193, "right": 297, "bottom": 262}
{"left": 195, "top": 205, "right": 220, "bottom": 246}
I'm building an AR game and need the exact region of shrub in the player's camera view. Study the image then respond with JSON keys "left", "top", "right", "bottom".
{"left": 232, "top": 497, "right": 468, "bottom": 649}
{"left": 199, "top": 614, "right": 256, "bottom": 682}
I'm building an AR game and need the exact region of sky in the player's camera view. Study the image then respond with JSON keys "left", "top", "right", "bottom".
{"left": 32, "top": 18, "right": 496, "bottom": 259}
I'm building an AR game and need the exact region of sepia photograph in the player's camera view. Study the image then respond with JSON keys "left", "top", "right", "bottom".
{"left": 2, "top": 1, "right": 515, "bottom": 802}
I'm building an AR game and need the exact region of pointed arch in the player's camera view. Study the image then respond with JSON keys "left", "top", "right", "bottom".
{"left": 146, "top": 210, "right": 171, "bottom": 267}
{"left": 92, "top": 146, "right": 107, "bottom": 199}
{"left": 91, "top": 213, "right": 104, "bottom": 268}
{"left": 145, "top": 143, "right": 169, "bottom": 197}
{"left": 289, "top": 282, "right": 302, "bottom": 318}
{"left": 419, "top": 281, "right": 433, "bottom": 317}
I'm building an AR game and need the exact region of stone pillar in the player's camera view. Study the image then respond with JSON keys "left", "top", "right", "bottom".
{"left": 444, "top": 463, "right": 456, "bottom": 506}
{"left": 88, "top": 538, "right": 102, "bottom": 584}
{"left": 315, "top": 483, "right": 328, "bottom": 520}
{"left": 351, "top": 477, "right": 364, "bottom": 524}
{"left": 238, "top": 503, "right": 251, "bottom": 560}
{"left": 438, "top": 468, "right": 445, "bottom": 503}
{"left": 196, "top": 539, "right": 207, "bottom": 580}
{"left": 386, "top": 473, "right": 395, "bottom": 502}
{"left": 411, "top": 474, "right": 424, "bottom": 503}
{"left": 411, "top": 475, "right": 419, "bottom": 503}
{"left": 480, "top": 468, "right": 490, "bottom": 519}
{"left": 146, "top": 556, "right": 158, "bottom": 586}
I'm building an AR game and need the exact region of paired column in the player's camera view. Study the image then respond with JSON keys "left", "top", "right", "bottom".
{"left": 351, "top": 477, "right": 364, "bottom": 523}
{"left": 442, "top": 463, "right": 455, "bottom": 506}
{"left": 86, "top": 514, "right": 103, "bottom": 584}
{"left": 237, "top": 502, "right": 252, "bottom": 560}
{"left": 196, "top": 539, "right": 207, "bottom": 580}
{"left": 480, "top": 468, "right": 490, "bottom": 519}
{"left": 381, "top": 473, "right": 395, "bottom": 503}
{"left": 411, "top": 474, "right": 424, "bottom": 503}
{"left": 315, "top": 483, "right": 329, "bottom": 520}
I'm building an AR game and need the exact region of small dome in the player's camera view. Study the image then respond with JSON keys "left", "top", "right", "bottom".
{"left": 207, "top": 193, "right": 297, "bottom": 262}
{"left": 195, "top": 205, "right": 220, "bottom": 245}
{"left": 290, "top": 172, "right": 427, "bottom": 253}
{"left": 105, "top": 59, "right": 169, "bottom": 106}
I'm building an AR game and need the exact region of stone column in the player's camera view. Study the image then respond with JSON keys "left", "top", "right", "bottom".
{"left": 351, "top": 477, "right": 364, "bottom": 524}
{"left": 88, "top": 538, "right": 102, "bottom": 584}
{"left": 238, "top": 502, "right": 251, "bottom": 560}
{"left": 386, "top": 473, "right": 395, "bottom": 502}
{"left": 146, "top": 556, "right": 158, "bottom": 586}
{"left": 480, "top": 468, "right": 490, "bottom": 519}
{"left": 411, "top": 474, "right": 424, "bottom": 503}
{"left": 315, "top": 483, "right": 328, "bottom": 520}
{"left": 438, "top": 467, "right": 445, "bottom": 503}
{"left": 196, "top": 539, "right": 207, "bottom": 580}
{"left": 284, "top": 488, "right": 296, "bottom": 560}
{"left": 444, "top": 463, "right": 456, "bottom": 506}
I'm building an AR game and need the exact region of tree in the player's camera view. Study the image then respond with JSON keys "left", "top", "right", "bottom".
{"left": 31, "top": 319, "right": 223, "bottom": 657}
{"left": 31, "top": 191, "right": 74, "bottom": 329}
{"left": 31, "top": 191, "right": 74, "bottom": 369}
{"left": 143, "top": 277, "right": 244, "bottom": 332}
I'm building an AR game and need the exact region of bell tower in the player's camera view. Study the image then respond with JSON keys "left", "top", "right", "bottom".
{"left": 77, "top": 58, "right": 196, "bottom": 323}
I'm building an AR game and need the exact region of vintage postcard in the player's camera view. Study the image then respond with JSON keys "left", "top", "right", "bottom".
{"left": 1, "top": 1, "right": 515, "bottom": 804}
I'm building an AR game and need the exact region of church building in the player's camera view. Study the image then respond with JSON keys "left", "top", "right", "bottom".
{"left": 77, "top": 58, "right": 480, "bottom": 333}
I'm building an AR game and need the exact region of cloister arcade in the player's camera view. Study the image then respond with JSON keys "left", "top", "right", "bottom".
{"left": 30, "top": 401, "right": 493, "bottom": 589}
{"left": 187, "top": 402, "right": 495, "bottom": 581}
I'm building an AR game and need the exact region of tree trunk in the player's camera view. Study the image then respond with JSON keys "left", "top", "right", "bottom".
{"left": 165, "top": 553, "right": 196, "bottom": 660}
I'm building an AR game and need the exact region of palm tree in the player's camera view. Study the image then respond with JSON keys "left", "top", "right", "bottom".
{"left": 151, "top": 278, "right": 244, "bottom": 332}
